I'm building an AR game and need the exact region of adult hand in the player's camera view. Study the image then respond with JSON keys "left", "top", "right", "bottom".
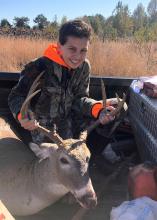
{"left": 19, "top": 118, "right": 38, "bottom": 131}
{"left": 98, "top": 106, "right": 115, "bottom": 125}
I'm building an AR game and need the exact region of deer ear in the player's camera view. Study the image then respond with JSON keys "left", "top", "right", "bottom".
{"left": 29, "top": 142, "right": 50, "bottom": 162}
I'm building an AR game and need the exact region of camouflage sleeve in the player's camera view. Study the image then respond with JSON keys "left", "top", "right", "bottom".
{"left": 8, "top": 57, "right": 46, "bottom": 119}
{"left": 72, "top": 60, "right": 101, "bottom": 117}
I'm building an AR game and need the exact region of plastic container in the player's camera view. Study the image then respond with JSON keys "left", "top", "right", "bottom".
{"left": 110, "top": 197, "right": 157, "bottom": 220}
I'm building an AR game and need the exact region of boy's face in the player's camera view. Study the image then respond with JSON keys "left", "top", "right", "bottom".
{"left": 58, "top": 36, "right": 89, "bottom": 69}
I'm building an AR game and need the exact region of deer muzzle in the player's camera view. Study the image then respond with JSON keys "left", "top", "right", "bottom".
{"left": 73, "top": 180, "right": 97, "bottom": 209}
{"left": 76, "top": 191, "right": 97, "bottom": 209}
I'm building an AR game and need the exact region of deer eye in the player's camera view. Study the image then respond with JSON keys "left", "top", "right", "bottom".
{"left": 60, "top": 157, "right": 69, "bottom": 165}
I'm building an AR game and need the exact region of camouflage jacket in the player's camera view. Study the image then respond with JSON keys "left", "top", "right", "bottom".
{"left": 8, "top": 56, "right": 100, "bottom": 140}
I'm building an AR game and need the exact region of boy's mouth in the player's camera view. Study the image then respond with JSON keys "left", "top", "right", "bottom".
{"left": 69, "top": 59, "right": 81, "bottom": 66}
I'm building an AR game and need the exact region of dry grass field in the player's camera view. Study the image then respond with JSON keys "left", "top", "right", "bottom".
{"left": 0, "top": 36, "right": 157, "bottom": 77}
{"left": 0, "top": 36, "right": 50, "bottom": 72}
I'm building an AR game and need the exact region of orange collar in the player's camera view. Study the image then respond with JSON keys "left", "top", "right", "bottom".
{"left": 43, "top": 43, "right": 70, "bottom": 68}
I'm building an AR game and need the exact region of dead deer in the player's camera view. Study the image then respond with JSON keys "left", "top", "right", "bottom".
{"left": 0, "top": 71, "right": 125, "bottom": 216}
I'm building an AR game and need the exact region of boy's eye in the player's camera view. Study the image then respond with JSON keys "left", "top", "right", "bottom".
{"left": 69, "top": 48, "right": 76, "bottom": 52}
{"left": 68, "top": 47, "right": 87, "bottom": 54}
{"left": 81, "top": 49, "right": 87, "bottom": 53}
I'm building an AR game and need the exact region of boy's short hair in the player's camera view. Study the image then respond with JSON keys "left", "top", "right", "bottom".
{"left": 59, "top": 19, "right": 92, "bottom": 45}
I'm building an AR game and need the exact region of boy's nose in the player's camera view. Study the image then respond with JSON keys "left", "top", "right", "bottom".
{"left": 73, "top": 52, "right": 83, "bottom": 59}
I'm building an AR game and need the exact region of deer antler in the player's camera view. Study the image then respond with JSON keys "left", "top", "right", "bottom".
{"left": 20, "top": 71, "right": 65, "bottom": 148}
{"left": 101, "top": 78, "right": 107, "bottom": 109}
{"left": 20, "top": 70, "right": 45, "bottom": 117}
{"left": 86, "top": 79, "right": 126, "bottom": 134}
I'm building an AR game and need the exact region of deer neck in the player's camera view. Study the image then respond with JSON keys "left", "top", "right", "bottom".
{"left": 29, "top": 157, "right": 68, "bottom": 198}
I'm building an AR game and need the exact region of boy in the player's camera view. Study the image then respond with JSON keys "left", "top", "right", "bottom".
{"left": 8, "top": 19, "right": 114, "bottom": 144}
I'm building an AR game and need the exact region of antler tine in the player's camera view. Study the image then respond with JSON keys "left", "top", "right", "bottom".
{"left": 27, "top": 71, "right": 45, "bottom": 97}
{"left": 110, "top": 93, "right": 126, "bottom": 117}
{"left": 20, "top": 71, "right": 45, "bottom": 119}
{"left": 20, "top": 89, "right": 41, "bottom": 117}
{"left": 115, "top": 93, "right": 120, "bottom": 104}
{"left": 79, "top": 130, "right": 88, "bottom": 141}
{"left": 101, "top": 79, "right": 107, "bottom": 109}
{"left": 36, "top": 124, "right": 65, "bottom": 147}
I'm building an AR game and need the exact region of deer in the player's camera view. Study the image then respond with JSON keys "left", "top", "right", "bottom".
{"left": 0, "top": 71, "right": 125, "bottom": 216}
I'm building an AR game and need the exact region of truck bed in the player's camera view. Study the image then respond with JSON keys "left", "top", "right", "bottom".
{"left": 0, "top": 72, "right": 137, "bottom": 220}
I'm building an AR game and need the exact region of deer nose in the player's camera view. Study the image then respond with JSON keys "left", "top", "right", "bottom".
{"left": 77, "top": 192, "right": 97, "bottom": 209}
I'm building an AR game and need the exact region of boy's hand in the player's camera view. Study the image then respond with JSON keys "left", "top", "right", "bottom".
{"left": 98, "top": 106, "right": 115, "bottom": 125}
{"left": 19, "top": 118, "right": 38, "bottom": 131}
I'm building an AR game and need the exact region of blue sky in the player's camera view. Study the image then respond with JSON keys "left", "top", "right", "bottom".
{"left": 0, "top": 0, "right": 150, "bottom": 26}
